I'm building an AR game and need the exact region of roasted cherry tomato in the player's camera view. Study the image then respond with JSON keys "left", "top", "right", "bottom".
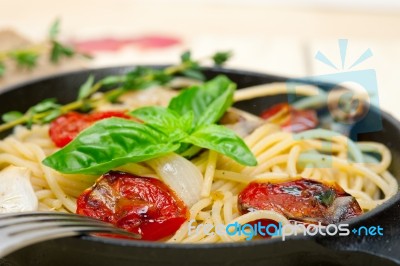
{"left": 49, "top": 111, "right": 131, "bottom": 147}
{"left": 260, "top": 103, "right": 318, "bottom": 132}
{"left": 238, "top": 178, "right": 362, "bottom": 225}
{"left": 77, "top": 171, "right": 188, "bottom": 241}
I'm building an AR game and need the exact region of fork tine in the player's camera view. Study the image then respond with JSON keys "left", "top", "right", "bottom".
{"left": 0, "top": 214, "right": 112, "bottom": 228}
{"left": 0, "top": 212, "right": 141, "bottom": 258}
{"left": 5, "top": 221, "right": 116, "bottom": 236}
{"left": 0, "top": 225, "right": 130, "bottom": 258}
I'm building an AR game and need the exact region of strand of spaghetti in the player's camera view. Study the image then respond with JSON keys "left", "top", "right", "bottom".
{"left": 361, "top": 155, "right": 382, "bottom": 196}
{"left": 42, "top": 198, "right": 63, "bottom": 210}
{"left": 272, "top": 165, "right": 284, "bottom": 173}
{"left": 249, "top": 139, "right": 298, "bottom": 175}
{"left": 252, "top": 172, "right": 290, "bottom": 183}
{"left": 211, "top": 200, "right": 232, "bottom": 242}
{"left": 214, "top": 170, "right": 252, "bottom": 184}
{"left": 182, "top": 218, "right": 213, "bottom": 243}
{"left": 115, "top": 163, "right": 155, "bottom": 176}
{"left": 189, "top": 198, "right": 213, "bottom": 219}
{"left": 5, "top": 138, "right": 36, "bottom": 160}
{"left": 197, "top": 234, "right": 219, "bottom": 243}
{"left": 300, "top": 163, "right": 314, "bottom": 179}
{"left": 245, "top": 155, "right": 289, "bottom": 176}
{"left": 167, "top": 221, "right": 190, "bottom": 243}
{"left": 0, "top": 154, "right": 42, "bottom": 176}
{"left": 287, "top": 145, "right": 301, "bottom": 177}
{"left": 298, "top": 153, "right": 392, "bottom": 199}
{"left": 309, "top": 169, "right": 321, "bottom": 181}
{"left": 201, "top": 151, "right": 218, "bottom": 197}
{"left": 243, "top": 123, "right": 280, "bottom": 148}
{"left": 358, "top": 142, "right": 391, "bottom": 174}
{"left": 337, "top": 172, "right": 349, "bottom": 190}
{"left": 30, "top": 176, "right": 48, "bottom": 188}
{"left": 215, "top": 182, "right": 237, "bottom": 193}
{"left": 211, "top": 180, "right": 226, "bottom": 191}
{"left": 35, "top": 189, "right": 54, "bottom": 200}
{"left": 249, "top": 131, "right": 292, "bottom": 156}
{"left": 296, "top": 129, "right": 364, "bottom": 190}
{"left": 30, "top": 145, "right": 76, "bottom": 212}
{"left": 228, "top": 210, "right": 290, "bottom": 241}
{"left": 304, "top": 139, "right": 343, "bottom": 153}
{"left": 346, "top": 187, "right": 378, "bottom": 210}
{"left": 216, "top": 124, "right": 282, "bottom": 172}
{"left": 196, "top": 211, "right": 211, "bottom": 221}
{"left": 55, "top": 174, "right": 94, "bottom": 189}
{"left": 222, "top": 191, "right": 233, "bottom": 224}
{"left": 382, "top": 171, "right": 398, "bottom": 192}
{"left": 234, "top": 83, "right": 323, "bottom": 102}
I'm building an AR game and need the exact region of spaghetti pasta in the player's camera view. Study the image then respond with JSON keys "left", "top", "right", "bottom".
{"left": 0, "top": 82, "right": 397, "bottom": 243}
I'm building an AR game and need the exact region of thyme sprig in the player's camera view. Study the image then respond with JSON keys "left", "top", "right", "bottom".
{"left": 0, "top": 50, "right": 232, "bottom": 132}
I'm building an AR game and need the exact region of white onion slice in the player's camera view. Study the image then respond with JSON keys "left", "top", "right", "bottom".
{"left": 0, "top": 166, "right": 38, "bottom": 213}
{"left": 147, "top": 153, "right": 203, "bottom": 207}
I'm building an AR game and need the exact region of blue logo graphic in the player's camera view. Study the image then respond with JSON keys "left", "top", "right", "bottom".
{"left": 283, "top": 39, "right": 382, "bottom": 167}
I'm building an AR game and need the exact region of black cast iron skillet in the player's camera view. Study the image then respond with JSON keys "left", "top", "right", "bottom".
{"left": 0, "top": 67, "right": 399, "bottom": 266}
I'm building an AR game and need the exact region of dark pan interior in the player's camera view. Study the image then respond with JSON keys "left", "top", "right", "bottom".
{"left": 0, "top": 67, "right": 399, "bottom": 266}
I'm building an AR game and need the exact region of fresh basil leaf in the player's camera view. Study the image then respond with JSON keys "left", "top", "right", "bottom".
{"left": 183, "top": 124, "right": 257, "bottom": 166}
{"left": 78, "top": 75, "right": 95, "bottom": 100}
{"left": 168, "top": 75, "right": 235, "bottom": 128}
{"left": 130, "top": 106, "right": 189, "bottom": 139}
{"left": 2, "top": 111, "right": 23, "bottom": 123}
{"left": 42, "top": 118, "right": 180, "bottom": 174}
{"left": 49, "top": 18, "right": 60, "bottom": 39}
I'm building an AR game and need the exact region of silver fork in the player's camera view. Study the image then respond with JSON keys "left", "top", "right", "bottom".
{"left": 0, "top": 212, "right": 140, "bottom": 258}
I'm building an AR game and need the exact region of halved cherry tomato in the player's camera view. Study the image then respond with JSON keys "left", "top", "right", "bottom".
{"left": 76, "top": 171, "right": 188, "bottom": 241}
{"left": 260, "top": 103, "right": 318, "bottom": 132}
{"left": 238, "top": 178, "right": 362, "bottom": 225}
{"left": 49, "top": 111, "right": 131, "bottom": 147}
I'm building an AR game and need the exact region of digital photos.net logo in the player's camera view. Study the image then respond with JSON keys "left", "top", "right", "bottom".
{"left": 188, "top": 220, "right": 384, "bottom": 241}
{"left": 284, "top": 39, "right": 382, "bottom": 167}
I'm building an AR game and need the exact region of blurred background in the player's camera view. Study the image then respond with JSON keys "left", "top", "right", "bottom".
{"left": 0, "top": 0, "right": 399, "bottom": 116}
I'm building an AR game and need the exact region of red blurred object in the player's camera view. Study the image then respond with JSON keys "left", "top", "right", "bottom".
{"left": 77, "top": 171, "right": 188, "bottom": 241}
{"left": 73, "top": 36, "right": 182, "bottom": 54}
{"left": 49, "top": 111, "right": 130, "bottom": 147}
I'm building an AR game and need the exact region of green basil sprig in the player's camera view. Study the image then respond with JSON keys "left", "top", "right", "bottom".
{"left": 42, "top": 75, "right": 257, "bottom": 174}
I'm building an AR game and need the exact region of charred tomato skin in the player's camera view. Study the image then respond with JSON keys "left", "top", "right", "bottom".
{"left": 260, "top": 103, "right": 318, "bottom": 133}
{"left": 77, "top": 171, "right": 188, "bottom": 241}
{"left": 238, "top": 178, "right": 362, "bottom": 225}
{"left": 49, "top": 111, "right": 131, "bottom": 147}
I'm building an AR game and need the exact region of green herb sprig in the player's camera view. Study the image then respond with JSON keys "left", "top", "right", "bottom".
{"left": 42, "top": 75, "right": 256, "bottom": 175}
{"left": 0, "top": 19, "right": 86, "bottom": 77}
{"left": 0, "top": 50, "right": 233, "bottom": 132}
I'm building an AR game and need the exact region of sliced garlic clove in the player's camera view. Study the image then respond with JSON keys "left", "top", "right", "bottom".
{"left": 0, "top": 166, "right": 38, "bottom": 213}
